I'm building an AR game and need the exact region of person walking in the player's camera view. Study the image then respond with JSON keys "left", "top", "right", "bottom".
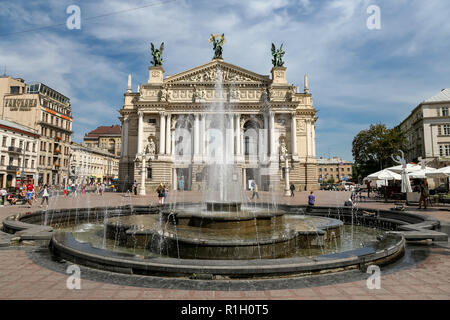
{"left": 26, "top": 181, "right": 34, "bottom": 208}
{"left": 251, "top": 182, "right": 259, "bottom": 199}
{"left": 308, "top": 191, "right": 316, "bottom": 206}
{"left": 66, "top": 184, "right": 70, "bottom": 197}
{"left": 163, "top": 184, "right": 168, "bottom": 205}
{"left": 290, "top": 183, "right": 295, "bottom": 197}
{"left": 133, "top": 180, "right": 138, "bottom": 195}
{"left": 156, "top": 183, "right": 165, "bottom": 205}
{"left": 0, "top": 187, "right": 6, "bottom": 207}
{"left": 418, "top": 179, "right": 429, "bottom": 209}
{"left": 40, "top": 184, "right": 50, "bottom": 208}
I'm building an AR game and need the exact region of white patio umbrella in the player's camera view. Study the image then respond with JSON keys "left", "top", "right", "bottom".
{"left": 387, "top": 163, "right": 435, "bottom": 173}
{"left": 408, "top": 167, "right": 438, "bottom": 179}
{"left": 366, "top": 169, "right": 401, "bottom": 181}
{"left": 401, "top": 170, "right": 413, "bottom": 193}
{"left": 425, "top": 166, "right": 450, "bottom": 178}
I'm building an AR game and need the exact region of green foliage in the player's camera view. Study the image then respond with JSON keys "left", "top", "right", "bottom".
{"left": 352, "top": 123, "right": 406, "bottom": 179}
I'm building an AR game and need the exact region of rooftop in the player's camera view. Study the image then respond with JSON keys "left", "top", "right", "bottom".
{"left": 423, "top": 88, "right": 450, "bottom": 103}
{"left": 317, "top": 157, "right": 352, "bottom": 165}
{"left": 84, "top": 125, "right": 121, "bottom": 138}
{"left": 0, "top": 119, "right": 39, "bottom": 136}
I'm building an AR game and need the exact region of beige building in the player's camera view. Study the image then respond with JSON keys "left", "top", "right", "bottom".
{"left": 70, "top": 143, "right": 120, "bottom": 185}
{"left": 119, "top": 56, "right": 318, "bottom": 192}
{"left": 317, "top": 157, "right": 353, "bottom": 183}
{"left": 83, "top": 125, "right": 121, "bottom": 156}
{"left": 0, "top": 75, "right": 73, "bottom": 185}
{"left": 0, "top": 119, "right": 40, "bottom": 189}
{"left": 398, "top": 88, "right": 450, "bottom": 167}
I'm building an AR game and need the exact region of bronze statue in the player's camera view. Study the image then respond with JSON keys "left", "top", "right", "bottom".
{"left": 150, "top": 42, "right": 164, "bottom": 66}
{"left": 271, "top": 43, "right": 285, "bottom": 67}
{"left": 209, "top": 34, "right": 225, "bottom": 60}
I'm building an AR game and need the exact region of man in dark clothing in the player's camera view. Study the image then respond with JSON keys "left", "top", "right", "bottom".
{"left": 290, "top": 183, "right": 295, "bottom": 197}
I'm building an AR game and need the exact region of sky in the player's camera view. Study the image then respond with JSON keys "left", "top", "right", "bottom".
{"left": 0, "top": 0, "right": 449, "bottom": 161}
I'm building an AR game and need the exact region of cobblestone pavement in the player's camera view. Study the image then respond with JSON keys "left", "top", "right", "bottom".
{"left": 0, "top": 191, "right": 449, "bottom": 300}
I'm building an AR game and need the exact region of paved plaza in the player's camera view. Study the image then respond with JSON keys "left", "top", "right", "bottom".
{"left": 0, "top": 190, "right": 449, "bottom": 300}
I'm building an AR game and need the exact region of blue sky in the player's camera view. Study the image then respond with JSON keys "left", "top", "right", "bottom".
{"left": 0, "top": 0, "right": 449, "bottom": 161}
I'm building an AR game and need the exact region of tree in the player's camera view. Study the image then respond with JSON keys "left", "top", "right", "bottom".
{"left": 352, "top": 123, "right": 406, "bottom": 179}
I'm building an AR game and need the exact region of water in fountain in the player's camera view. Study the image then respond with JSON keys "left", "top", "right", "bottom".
{"left": 204, "top": 67, "right": 245, "bottom": 205}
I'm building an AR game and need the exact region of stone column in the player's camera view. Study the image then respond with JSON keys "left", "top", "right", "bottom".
{"left": 201, "top": 114, "right": 206, "bottom": 157}
{"left": 139, "top": 156, "right": 146, "bottom": 195}
{"left": 229, "top": 114, "right": 234, "bottom": 161}
{"left": 165, "top": 114, "right": 171, "bottom": 155}
{"left": 269, "top": 111, "right": 276, "bottom": 158}
{"left": 235, "top": 114, "right": 241, "bottom": 155}
{"left": 123, "top": 116, "right": 129, "bottom": 157}
{"left": 137, "top": 111, "right": 144, "bottom": 155}
{"left": 305, "top": 119, "right": 310, "bottom": 157}
{"left": 284, "top": 157, "right": 290, "bottom": 196}
{"left": 312, "top": 122, "right": 316, "bottom": 157}
{"left": 172, "top": 167, "right": 177, "bottom": 190}
{"left": 194, "top": 113, "right": 200, "bottom": 160}
{"left": 291, "top": 112, "right": 298, "bottom": 157}
{"left": 264, "top": 113, "right": 269, "bottom": 159}
{"left": 159, "top": 112, "right": 166, "bottom": 155}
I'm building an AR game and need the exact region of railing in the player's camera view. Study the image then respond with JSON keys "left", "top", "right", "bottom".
{"left": 7, "top": 146, "right": 22, "bottom": 153}
{"left": 6, "top": 165, "right": 19, "bottom": 171}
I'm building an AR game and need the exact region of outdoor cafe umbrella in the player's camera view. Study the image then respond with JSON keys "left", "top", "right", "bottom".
{"left": 407, "top": 167, "right": 438, "bottom": 179}
{"left": 425, "top": 166, "right": 450, "bottom": 178}
{"left": 387, "top": 163, "right": 435, "bottom": 174}
{"left": 366, "top": 169, "right": 401, "bottom": 181}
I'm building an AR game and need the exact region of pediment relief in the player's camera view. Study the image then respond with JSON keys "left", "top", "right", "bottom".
{"left": 165, "top": 61, "right": 270, "bottom": 85}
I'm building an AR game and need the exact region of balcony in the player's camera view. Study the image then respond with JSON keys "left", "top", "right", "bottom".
{"left": 52, "top": 164, "right": 60, "bottom": 171}
{"left": 6, "top": 165, "right": 19, "bottom": 172}
{"left": 7, "top": 146, "right": 22, "bottom": 154}
{"left": 54, "top": 149, "right": 62, "bottom": 154}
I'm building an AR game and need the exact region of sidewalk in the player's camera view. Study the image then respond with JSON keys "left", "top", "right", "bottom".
{"left": 0, "top": 191, "right": 449, "bottom": 300}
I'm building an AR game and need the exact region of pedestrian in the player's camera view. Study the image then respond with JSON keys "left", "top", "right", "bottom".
{"left": 290, "top": 183, "right": 295, "bottom": 197}
{"left": 366, "top": 181, "right": 371, "bottom": 198}
{"left": 163, "top": 184, "right": 168, "bottom": 204}
{"left": 156, "top": 183, "right": 165, "bottom": 205}
{"left": 100, "top": 183, "right": 105, "bottom": 196}
{"left": 133, "top": 180, "right": 138, "bottom": 195}
{"left": 308, "top": 191, "right": 316, "bottom": 206}
{"left": 40, "top": 184, "right": 50, "bottom": 208}
{"left": 26, "top": 181, "right": 34, "bottom": 208}
{"left": 0, "top": 187, "right": 6, "bottom": 207}
{"left": 66, "top": 184, "right": 70, "bottom": 196}
{"left": 251, "top": 182, "right": 259, "bottom": 199}
{"left": 81, "top": 185, "right": 86, "bottom": 195}
{"left": 418, "top": 179, "right": 429, "bottom": 209}
{"left": 179, "top": 177, "right": 184, "bottom": 191}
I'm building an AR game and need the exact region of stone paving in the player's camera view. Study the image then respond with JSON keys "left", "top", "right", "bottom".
{"left": 0, "top": 190, "right": 449, "bottom": 300}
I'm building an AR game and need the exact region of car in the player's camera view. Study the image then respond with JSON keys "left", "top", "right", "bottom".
{"left": 430, "top": 184, "right": 448, "bottom": 195}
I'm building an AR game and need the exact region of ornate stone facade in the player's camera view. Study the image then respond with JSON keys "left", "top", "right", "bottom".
{"left": 119, "top": 59, "right": 318, "bottom": 192}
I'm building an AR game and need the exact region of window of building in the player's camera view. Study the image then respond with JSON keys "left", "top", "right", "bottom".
{"left": 0, "top": 156, "right": 4, "bottom": 165}
{"left": 147, "top": 167, "right": 152, "bottom": 179}
{"left": 443, "top": 107, "right": 449, "bottom": 116}
{"left": 439, "top": 145, "right": 450, "bottom": 156}
{"left": 24, "top": 159, "right": 28, "bottom": 168}
{"left": 9, "top": 157, "right": 13, "bottom": 165}
{"left": 32, "top": 143, "right": 36, "bottom": 152}
{"left": 444, "top": 124, "right": 450, "bottom": 135}
{"left": 330, "top": 168, "right": 333, "bottom": 172}
{"left": 347, "top": 167, "right": 351, "bottom": 172}
{"left": 10, "top": 138, "right": 15, "bottom": 147}
{"left": 10, "top": 86, "right": 20, "bottom": 94}
{"left": 319, "top": 168, "right": 322, "bottom": 172}
{"left": 19, "top": 140, "right": 23, "bottom": 149}
{"left": 2, "top": 136, "right": 6, "bottom": 147}
{"left": 31, "top": 160, "right": 34, "bottom": 168}
{"left": 26, "top": 142, "right": 30, "bottom": 151}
